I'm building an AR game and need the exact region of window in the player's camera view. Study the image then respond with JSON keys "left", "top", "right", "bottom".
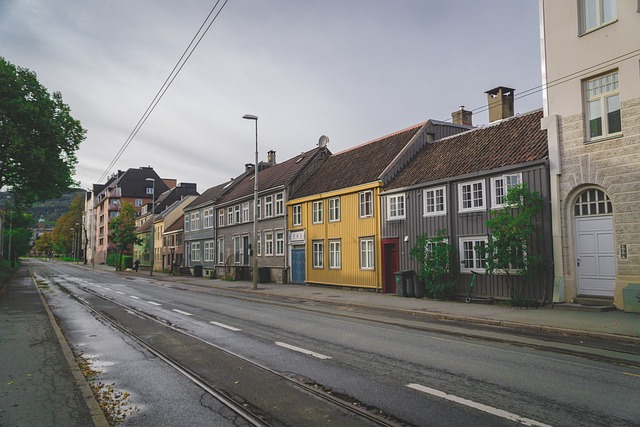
{"left": 190, "top": 212, "right": 200, "bottom": 230}
{"left": 257, "top": 200, "right": 261, "bottom": 219}
{"left": 329, "top": 240, "right": 341, "bottom": 269}
{"left": 135, "top": 198, "right": 143, "bottom": 207}
{"left": 233, "top": 236, "right": 242, "bottom": 264}
{"left": 203, "top": 208, "right": 214, "bottom": 228}
{"left": 359, "top": 190, "right": 373, "bottom": 218}
{"left": 184, "top": 215, "right": 190, "bottom": 232}
{"left": 227, "top": 207, "right": 233, "bottom": 225}
{"left": 264, "top": 195, "right": 273, "bottom": 218}
{"left": 459, "top": 237, "right": 487, "bottom": 272}
{"left": 264, "top": 231, "right": 274, "bottom": 256}
{"left": 312, "top": 241, "right": 324, "bottom": 269}
{"left": 257, "top": 232, "right": 262, "bottom": 256}
{"left": 387, "top": 194, "right": 405, "bottom": 220}
{"left": 217, "top": 237, "right": 224, "bottom": 264}
{"left": 218, "top": 209, "right": 224, "bottom": 227}
{"left": 458, "top": 180, "right": 485, "bottom": 212}
{"left": 146, "top": 187, "right": 154, "bottom": 195}
{"left": 204, "top": 240, "right": 215, "bottom": 262}
{"left": 191, "top": 242, "right": 201, "bottom": 262}
{"left": 312, "top": 201, "right": 324, "bottom": 224}
{"left": 292, "top": 204, "right": 302, "bottom": 226}
{"left": 234, "top": 205, "right": 241, "bottom": 224}
{"left": 491, "top": 174, "right": 521, "bottom": 207}
{"left": 423, "top": 186, "right": 446, "bottom": 216}
{"left": 585, "top": 71, "right": 621, "bottom": 140}
{"left": 580, "top": 0, "right": 616, "bottom": 34}
{"left": 275, "top": 231, "right": 284, "bottom": 256}
{"left": 328, "top": 197, "right": 340, "bottom": 222}
{"left": 574, "top": 189, "right": 613, "bottom": 216}
{"left": 359, "top": 238, "right": 374, "bottom": 270}
{"left": 242, "top": 202, "right": 249, "bottom": 223}
{"left": 275, "top": 193, "right": 284, "bottom": 216}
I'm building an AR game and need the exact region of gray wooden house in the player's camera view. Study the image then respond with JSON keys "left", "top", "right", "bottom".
{"left": 380, "top": 104, "right": 553, "bottom": 302}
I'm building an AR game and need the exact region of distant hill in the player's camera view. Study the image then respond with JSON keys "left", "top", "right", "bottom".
{"left": 0, "top": 189, "right": 85, "bottom": 227}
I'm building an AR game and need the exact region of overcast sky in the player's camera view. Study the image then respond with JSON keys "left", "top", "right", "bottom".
{"left": 1, "top": 0, "right": 543, "bottom": 193}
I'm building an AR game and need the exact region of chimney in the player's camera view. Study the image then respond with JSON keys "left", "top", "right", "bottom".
{"left": 267, "top": 150, "right": 276, "bottom": 166}
{"left": 245, "top": 163, "right": 254, "bottom": 172}
{"left": 451, "top": 106, "right": 473, "bottom": 126}
{"left": 486, "top": 86, "right": 515, "bottom": 122}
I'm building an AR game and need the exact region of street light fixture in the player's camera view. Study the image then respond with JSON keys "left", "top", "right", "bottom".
{"left": 242, "top": 114, "right": 259, "bottom": 290}
{"left": 75, "top": 222, "right": 80, "bottom": 264}
{"left": 146, "top": 178, "right": 156, "bottom": 276}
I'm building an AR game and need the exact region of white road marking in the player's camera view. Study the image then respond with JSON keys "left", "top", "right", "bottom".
{"left": 407, "top": 383, "right": 552, "bottom": 427}
{"left": 104, "top": 287, "right": 112, "bottom": 291}
{"left": 172, "top": 309, "right": 193, "bottom": 316}
{"left": 129, "top": 295, "right": 140, "bottom": 300}
{"left": 209, "top": 321, "right": 241, "bottom": 331}
{"left": 275, "top": 342, "right": 331, "bottom": 360}
{"left": 147, "top": 301, "right": 161, "bottom": 306}
{"left": 115, "top": 291, "right": 125, "bottom": 295}
{"left": 95, "top": 284, "right": 103, "bottom": 288}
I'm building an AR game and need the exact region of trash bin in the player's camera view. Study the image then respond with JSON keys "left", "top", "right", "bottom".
{"left": 193, "top": 265, "right": 203, "bottom": 277}
{"left": 395, "top": 271, "right": 407, "bottom": 297}
{"left": 258, "top": 267, "right": 270, "bottom": 283}
{"left": 405, "top": 271, "right": 416, "bottom": 298}
{"left": 411, "top": 271, "right": 426, "bottom": 299}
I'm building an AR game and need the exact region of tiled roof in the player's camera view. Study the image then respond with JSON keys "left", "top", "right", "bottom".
{"left": 384, "top": 109, "right": 548, "bottom": 191}
{"left": 217, "top": 147, "right": 325, "bottom": 204}
{"left": 185, "top": 180, "right": 233, "bottom": 210}
{"left": 164, "top": 215, "right": 184, "bottom": 233}
{"left": 291, "top": 124, "right": 424, "bottom": 199}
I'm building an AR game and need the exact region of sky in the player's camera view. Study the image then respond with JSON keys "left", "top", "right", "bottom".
{"left": 1, "top": 0, "right": 543, "bottom": 193}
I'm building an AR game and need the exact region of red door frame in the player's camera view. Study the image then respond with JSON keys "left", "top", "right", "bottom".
{"left": 381, "top": 238, "right": 399, "bottom": 294}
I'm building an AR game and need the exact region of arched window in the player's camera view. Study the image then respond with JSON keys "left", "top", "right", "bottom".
{"left": 574, "top": 189, "right": 612, "bottom": 216}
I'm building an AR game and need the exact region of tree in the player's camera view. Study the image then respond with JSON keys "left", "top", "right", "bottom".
{"left": 0, "top": 57, "right": 86, "bottom": 206}
{"left": 110, "top": 202, "right": 141, "bottom": 271}
{"left": 33, "top": 231, "right": 54, "bottom": 256}
{"left": 2, "top": 209, "right": 34, "bottom": 265}
{"left": 410, "top": 229, "right": 456, "bottom": 300}
{"left": 49, "top": 193, "right": 84, "bottom": 257}
{"left": 478, "top": 184, "right": 545, "bottom": 306}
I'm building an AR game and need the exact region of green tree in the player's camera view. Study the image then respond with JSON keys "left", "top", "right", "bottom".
{"left": 49, "top": 193, "right": 84, "bottom": 258}
{"left": 34, "top": 231, "right": 54, "bottom": 256}
{"left": 2, "top": 209, "right": 34, "bottom": 265}
{"left": 478, "top": 184, "right": 545, "bottom": 306}
{"left": 110, "top": 202, "right": 141, "bottom": 271}
{"left": 410, "top": 229, "right": 456, "bottom": 300}
{"left": 0, "top": 57, "right": 86, "bottom": 206}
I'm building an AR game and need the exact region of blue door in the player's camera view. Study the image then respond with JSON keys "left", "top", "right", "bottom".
{"left": 291, "top": 247, "right": 305, "bottom": 284}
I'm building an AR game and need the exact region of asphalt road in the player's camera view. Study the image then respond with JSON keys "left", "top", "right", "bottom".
{"left": 34, "top": 260, "right": 640, "bottom": 426}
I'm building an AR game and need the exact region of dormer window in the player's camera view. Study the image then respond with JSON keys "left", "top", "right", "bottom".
{"left": 146, "top": 187, "right": 153, "bottom": 195}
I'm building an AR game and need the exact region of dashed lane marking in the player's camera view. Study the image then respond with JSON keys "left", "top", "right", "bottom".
{"left": 209, "top": 321, "right": 241, "bottom": 331}
{"left": 172, "top": 309, "right": 193, "bottom": 316}
{"left": 129, "top": 295, "right": 141, "bottom": 300}
{"left": 275, "top": 342, "right": 331, "bottom": 360}
{"left": 147, "top": 301, "right": 162, "bottom": 306}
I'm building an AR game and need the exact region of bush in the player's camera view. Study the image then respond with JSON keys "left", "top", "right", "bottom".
{"left": 410, "top": 229, "right": 456, "bottom": 300}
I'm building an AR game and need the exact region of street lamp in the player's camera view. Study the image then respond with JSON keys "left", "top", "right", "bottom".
{"left": 70, "top": 227, "right": 75, "bottom": 261}
{"left": 243, "top": 114, "right": 259, "bottom": 290}
{"left": 75, "top": 222, "right": 79, "bottom": 264}
{"left": 146, "top": 178, "right": 155, "bottom": 276}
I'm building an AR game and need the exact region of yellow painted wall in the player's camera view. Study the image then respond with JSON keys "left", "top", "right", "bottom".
{"left": 288, "top": 183, "right": 382, "bottom": 289}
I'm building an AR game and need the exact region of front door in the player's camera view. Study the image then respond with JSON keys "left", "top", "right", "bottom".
{"left": 242, "top": 235, "right": 250, "bottom": 265}
{"left": 382, "top": 239, "right": 399, "bottom": 293}
{"left": 575, "top": 216, "right": 616, "bottom": 297}
{"left": 291, "top": 247, "right": 305, "bottom": 284}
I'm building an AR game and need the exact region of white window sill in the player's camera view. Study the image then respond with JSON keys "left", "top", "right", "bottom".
{"left": 585, "top": 132, "right": 623, "bottom": 145}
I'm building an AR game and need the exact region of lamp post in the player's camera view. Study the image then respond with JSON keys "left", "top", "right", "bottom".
{"left": 8, "top": 196, "right": 13, "bottom": 266}
{"left": 243, "top": 114, "right": 259, "bottom": 290}
{"left": 75, "top": 222, "right": 79, "bottom": 264}
{"left": 146, "top": 178, "right": 156, "bottom": 276}
{"left": 70, "top": 227, "right": 75, "bottom": 261}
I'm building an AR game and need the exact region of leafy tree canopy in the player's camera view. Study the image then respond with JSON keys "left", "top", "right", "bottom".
{"left": 110, "top": 202, "right": 142, "bottom": 271}
{"left": 0, "top": 57, "right": 86, "bottom": 207}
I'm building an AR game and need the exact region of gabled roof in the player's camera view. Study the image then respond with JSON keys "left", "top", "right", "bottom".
{"left": 110, "top": 167, "right": 170, "bottom": 198}
{"left": 217, "top": 147, "right": 326, "bottom": 205}
{"left": 291, "top": 124, "right": 424, "bottom": 199}
{"left": 384, "top": 109, "right": 548, "bottom": 191}
{"left": 164, "top": 214, "right": 184, "bottom": 234}
{"left": 184, "top": 179, "right": 236, "bottom": 211}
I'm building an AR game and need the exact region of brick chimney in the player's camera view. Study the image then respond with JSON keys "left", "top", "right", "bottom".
{"left": 267, "top": 150, "right": 276, "bottom": 166}
{"left": 486, "top": 86, "right": 515, "bottom": 122}
{"left": 451, "top": 106, "right": 473, "bottom": 126}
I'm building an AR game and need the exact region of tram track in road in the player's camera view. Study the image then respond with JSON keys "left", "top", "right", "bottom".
{"left": 32, "top": 264, "right": 408, "bottom": 427}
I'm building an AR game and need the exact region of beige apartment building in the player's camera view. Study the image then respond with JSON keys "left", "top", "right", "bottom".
{"left": 540, "top": 1, "right": 640, "bottom": 309}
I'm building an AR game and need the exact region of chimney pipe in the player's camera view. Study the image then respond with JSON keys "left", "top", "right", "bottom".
{"left": 451, "top": 106, "right": 473, "bottom": 126}
{"left": 486, "top": 86, "right": 515, "bottom": 122}
{"left": 267, "top": 150, "right": 276, "bottom": 166}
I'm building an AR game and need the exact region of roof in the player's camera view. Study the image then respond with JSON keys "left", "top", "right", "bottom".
{"left": 291, "top": 123, "right": 424, "bottom": 199}
{"left": 185, "top": 180, "right": 235, "bottom": 210}
{"left": 217, "top": 147, "right": 326, "bottom": 205}
{"left": 164, "top": 214, "right": 184, "bottom": 233}
{"left": 104, "top": 167, "right": 170, "bottom": 198}
{"left": 384, "top": 109, "right": 548, "bottom": 191}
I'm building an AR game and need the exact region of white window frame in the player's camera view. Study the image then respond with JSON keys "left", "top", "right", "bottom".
{"left": 184, "top": 214, "right": 190, "bottom": 232}
{"left": 490, "top": 173, "right": 522, "bottom": 208}
{"left": 359, "top": 238, "right": 374, "bottom": 270}
{"left": 275, "top": 230, "right": 284, "bottom": 256}
{"left": 312, "top": 200, "right": 324, "bottom": 224}
{"left": 292, "top": 204, "right": 302, "bottom": 226}
{"left": 329, "top": 239, "right": 341, "bottom": 269}
{"left": 579, "top": 0, "right": 616, "bottom": 34}
{"left": 203, "top": 208, "right": 214, "bottom": 229}
{"left": 233, "top": 236, "right": 242, "bottom": 264}
{"left": 242, "top": 202, "right": 250, "bottom": 223}
{"left": 135, "top": 198, "right": 143, "bottom": 207}
{"left": 191, "top": 242, "right": 201, "bottom": 262}
{"left": 146, "top": 187, "right": 154, "bottom": 195}
{"left": 423, "top": 186, "right": 447, "bottom": 216}
{"left": 359, "top": 190, "right": 373, "bottom": 218}
{"left": 257, "top": 231, "right": 262, "bottom": 256}
{"left": 234, "top": 205, "right": 241, "bottom": 224}
{"left": 585, "top": 71, "right": 621, "bottom": 141}
{"left": 275, "top": 192, "right": 284, "bottom": 216}
{"left": 227, "top": 207, "right": 233, "bottom": 225}
{"left": 191, "top": 212, "right": 200, "bottom": 231}
{"left": 217, "top": 237, "right": 224, "bottom": 264}
{"left": 328, "top": 197, "right": 341, "bottom": 222}
{"left": 459, "top": 236, "right": 487, "bottom": 273}
{"left": 218, "top": 209, "right": 224, "bottom": 227}
{"left": 264, "top": 230, "right": 274, "bottom": 256}
{"left": 458, "top": 180, "right": 485, "bottom": 213}
{"left": 387, "top": 194, "right": 406, "bottom": 220}
{"left": 312, "top": 240, "right": 324, "bottom": 269}
{"left": 264, "top": 195, "right": 273, "bottom": 218}
{"left": 204, "top": 240, "right": 215, "bottom": 262}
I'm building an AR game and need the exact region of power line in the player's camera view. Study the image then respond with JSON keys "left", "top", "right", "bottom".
{"left": 97, "top": 0, "right": 230, "bottom": 184}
